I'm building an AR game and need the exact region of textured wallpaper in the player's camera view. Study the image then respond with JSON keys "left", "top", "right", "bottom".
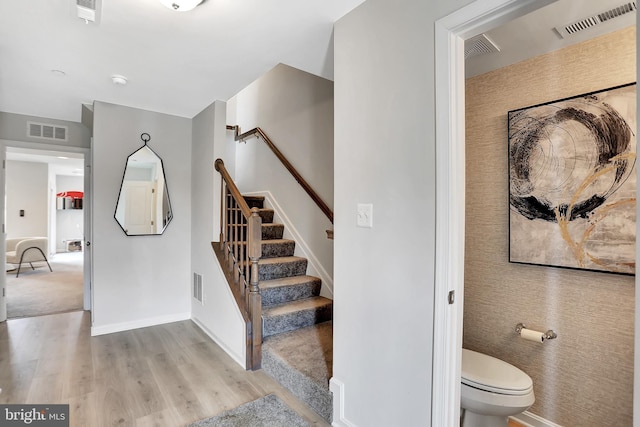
{"left": 464, "top": 26, "right": 635, "bottom": 426}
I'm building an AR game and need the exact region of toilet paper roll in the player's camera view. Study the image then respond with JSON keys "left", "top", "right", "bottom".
{"left": 520, "top": 328, "right": 545, "bottom": 343}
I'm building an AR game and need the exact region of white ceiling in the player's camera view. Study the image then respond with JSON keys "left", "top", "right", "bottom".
{"left": 466, "top": 0, "right": 636, "bottom": 77}
{"left": 6, "top": 147, "right": 84, "bottom": 177}
{"left": 0, "top": 0, "right": 635, "bottom": 136}
{"left": 2, "top": 0, "right": 634, "bottom": 183}
{"left": 0, "top": 0, "right": 366, "bottom": 123}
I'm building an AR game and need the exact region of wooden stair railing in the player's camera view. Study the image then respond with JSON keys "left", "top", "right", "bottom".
{"left": 214, "top": 158, "right": 262, "bottom": 370}
{"left": 226, "top": 125, "right": 334, "bottom": 224}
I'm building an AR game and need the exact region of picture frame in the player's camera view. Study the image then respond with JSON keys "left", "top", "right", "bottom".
{"left": 508, "top": 83, "right": 636, "bottom": 275}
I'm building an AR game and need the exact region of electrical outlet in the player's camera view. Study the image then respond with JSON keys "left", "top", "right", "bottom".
{"left": 357, "top": 203, "right": 373, "bottom": 228}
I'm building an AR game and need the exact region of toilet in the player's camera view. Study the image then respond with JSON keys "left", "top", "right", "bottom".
{"left": 460, "top": 348, "right": 535, "bottom": 427}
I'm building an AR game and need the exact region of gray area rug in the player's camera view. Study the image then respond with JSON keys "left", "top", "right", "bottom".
{"left": 6, "top": 252, "right": 83, "bottom": 318}
{"left": 188, "top": 394, "right": 310, "bottom": 427}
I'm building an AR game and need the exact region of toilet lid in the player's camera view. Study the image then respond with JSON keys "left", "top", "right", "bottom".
{"left": 461, "top": 349, "right": 533, "bottom": 396}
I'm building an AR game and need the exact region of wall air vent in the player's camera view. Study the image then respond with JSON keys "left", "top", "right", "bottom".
{"left": 554, "top": 2, "right": 636, "bottom": 38}
{"left": 77, "top": 0, "right": 96, "bottom": 9}
{"left": 193, "top": 272, "right": 203, "bottom": 303}
{"left": 464, "top": 34, "right": 500, "bottom": 60}
{"left": 27, "top": 121, "right": 68, "bottom": 142}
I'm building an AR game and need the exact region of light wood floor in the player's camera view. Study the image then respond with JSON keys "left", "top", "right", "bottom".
{"left": 0, "top": 311, "right": 330, "bottom": 426}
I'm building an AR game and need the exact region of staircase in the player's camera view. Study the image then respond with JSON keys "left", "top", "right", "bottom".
{"left": 245, "top": 195, "right": 334, "bottom": 423}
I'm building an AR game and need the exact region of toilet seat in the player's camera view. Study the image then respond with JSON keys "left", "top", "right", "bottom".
{"left": 461, "top": 349, "right": 533, "bottom": 396}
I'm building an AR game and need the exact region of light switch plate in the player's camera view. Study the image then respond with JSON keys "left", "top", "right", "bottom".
{"left": 357, "top": 203, "right": 373, "bottom": 228}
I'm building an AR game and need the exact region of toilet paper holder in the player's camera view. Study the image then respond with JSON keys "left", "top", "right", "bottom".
{"left": 515, "top": 323, "right": 557, "bottom": 340}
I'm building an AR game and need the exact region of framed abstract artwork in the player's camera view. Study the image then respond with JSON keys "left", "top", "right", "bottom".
{"left": 508, "top": 83, "right": 636, "bottom": 275}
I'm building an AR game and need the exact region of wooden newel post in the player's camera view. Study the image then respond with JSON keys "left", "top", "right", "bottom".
{"left": 248, "top": 208, "right": 262, "bottom": 369}
{"left": 214, "top": 159, "right": 226, "bottom": 249}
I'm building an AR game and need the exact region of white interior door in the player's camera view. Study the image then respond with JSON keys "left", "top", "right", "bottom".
{"left": 83, "top": 153, "right": 92, "bottom": 312}
{"left": 123, "top": 181, "right": 154, "bottom": 234}
{"left": 0, "top": 144, "right": 7, "bottom": 322}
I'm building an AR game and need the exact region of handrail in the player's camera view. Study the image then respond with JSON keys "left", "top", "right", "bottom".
{"left": 214, "top": 158, "right": 262, "bottom": 370}
{"left": 226, "top": 125, "right": 334, "bottom": 224}
{"left": 215, "top": 158, "right": 252, "bottom": 218}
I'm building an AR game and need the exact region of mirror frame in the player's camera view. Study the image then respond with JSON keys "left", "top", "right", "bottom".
{"left": 114, "top": 134, "right": 173, "bottom": 236}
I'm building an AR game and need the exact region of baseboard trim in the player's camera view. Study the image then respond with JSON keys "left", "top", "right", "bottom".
{"left": 90, "top": 312, "right": 191, "bottom": 336}
{"left": 329, "top": 378, "right": 358, "bottom": 427}
{"left": 510, "top": 411, "right": 563, "bottom": 427}
{"left": 191, "top": 317, "right": 245, "bottom": 368}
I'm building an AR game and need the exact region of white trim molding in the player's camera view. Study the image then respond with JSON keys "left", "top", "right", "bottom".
{"left": 191, "top": 317, "right": 245, "bottom": 368}
{"left": 511, "top": 411, "right": 564, "bottom": 427}
{"left": 329, "top": 378, "right": 358, "bottom": 427}
{"left": 90, "top": 312, "right": 191, "bottom": 336}
{"left": 432, "top": 1, "right": 556, "bottom": 425}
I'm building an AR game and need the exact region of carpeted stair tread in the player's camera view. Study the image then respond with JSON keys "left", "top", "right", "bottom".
{"left": 263, "top": 321, "right": 333, "bottom": 386}
{"left": 230, "top": 238, "right": 295, "bottom": 259}
{"left": 261, "top": 275, "right": 322, "bottom": 306}
{"left": 262, "top": 321, "right": 333, "bottom": 422}
{"left": 263, "top": 297, "right": 332, "bottom": 338}
{"left": 261, "top": 239, "right": 295, "bottom": 258}
{"left": 227, "top": 207, "right": 273, "bottom": 223}
{"left": 243, "top": 195, "right": 265, "bottom": 209}
{"left": 264, "top": 295, "right": 331, "bottom": 317}
{"left": 262, "top": 223, "right": 284, "bottom": 240}
{"left": 257, "top": 208, "right": 274, "bottom": 224}
{"left": 258, "top": 256, "right": 307, "bottom": 281}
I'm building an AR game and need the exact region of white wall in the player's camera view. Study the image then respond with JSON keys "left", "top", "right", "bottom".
{"left": 6, "top": 160, "right": 48, "bottom": 239}
{"left": 190, "top": 100, "right": 247, "bottom": 366}
{"left": 230, "top": 63, "right": 334, "bottom": 290}
{"left": 56, "top": 175, "right": 84, "bottom": 253}
{"left": 91, "top": 101, "right": 192, "bottom": 335}
{"left": 332, "top": 0, "right": 471, "bottom": 425}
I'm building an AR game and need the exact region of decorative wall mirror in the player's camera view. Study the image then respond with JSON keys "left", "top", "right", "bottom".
{"left": 114, "top": 133, "right": 173, "bottom": 235}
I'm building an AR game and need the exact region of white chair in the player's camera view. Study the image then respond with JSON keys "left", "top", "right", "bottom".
{"left": 6, "top": 237, "right": 53, "bottom": 277}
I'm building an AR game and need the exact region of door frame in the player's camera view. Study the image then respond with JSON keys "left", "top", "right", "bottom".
{"left": 0, "top": 138, "right": 92, "bottom": 320}
{"left": 432, "top": 0, "right": 559, "bottom": 424}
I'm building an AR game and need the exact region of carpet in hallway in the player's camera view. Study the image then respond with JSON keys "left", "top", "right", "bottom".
{"left": 6, "top": 252, "right": 83, "bottom": 318}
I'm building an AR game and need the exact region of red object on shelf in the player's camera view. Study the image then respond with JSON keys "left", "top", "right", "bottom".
{"left": 56, "top": 191, "right": 83, "bottom": 199}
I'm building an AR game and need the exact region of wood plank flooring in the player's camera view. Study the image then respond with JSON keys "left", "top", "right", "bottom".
{"left": 0, "top": 311, "right": 330, "bottom": 426}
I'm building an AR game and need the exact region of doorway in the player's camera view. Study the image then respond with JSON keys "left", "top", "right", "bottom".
{"left": 434, "top": 0, "right": 637, "bottom": 426}
{"left": 3, "top": 145, "right": 89, "bottom": 319}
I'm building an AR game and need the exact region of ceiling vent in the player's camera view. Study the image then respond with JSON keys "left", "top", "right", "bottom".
{"left": 77, "top": 0, "right": 100, "bottom": 23}
{"left": 465, "top": 34, "right": 500, "bottom": 60}
{"left": 27, "top": 122, "right": 68, "bottom": 142}
{"left": 554, "top": 2, "right": 636, "bottom": 38}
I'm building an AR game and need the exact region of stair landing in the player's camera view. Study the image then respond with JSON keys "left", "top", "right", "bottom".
{"left": 262, "top": 321, "right": 333, "bottom": 422}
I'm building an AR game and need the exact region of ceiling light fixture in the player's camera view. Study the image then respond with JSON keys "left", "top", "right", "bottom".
{"left": 158, "top": 0, "right": 203, "bottom": 11}
{"left": 111, "top": 74, "right": 128, "bottom": 85}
